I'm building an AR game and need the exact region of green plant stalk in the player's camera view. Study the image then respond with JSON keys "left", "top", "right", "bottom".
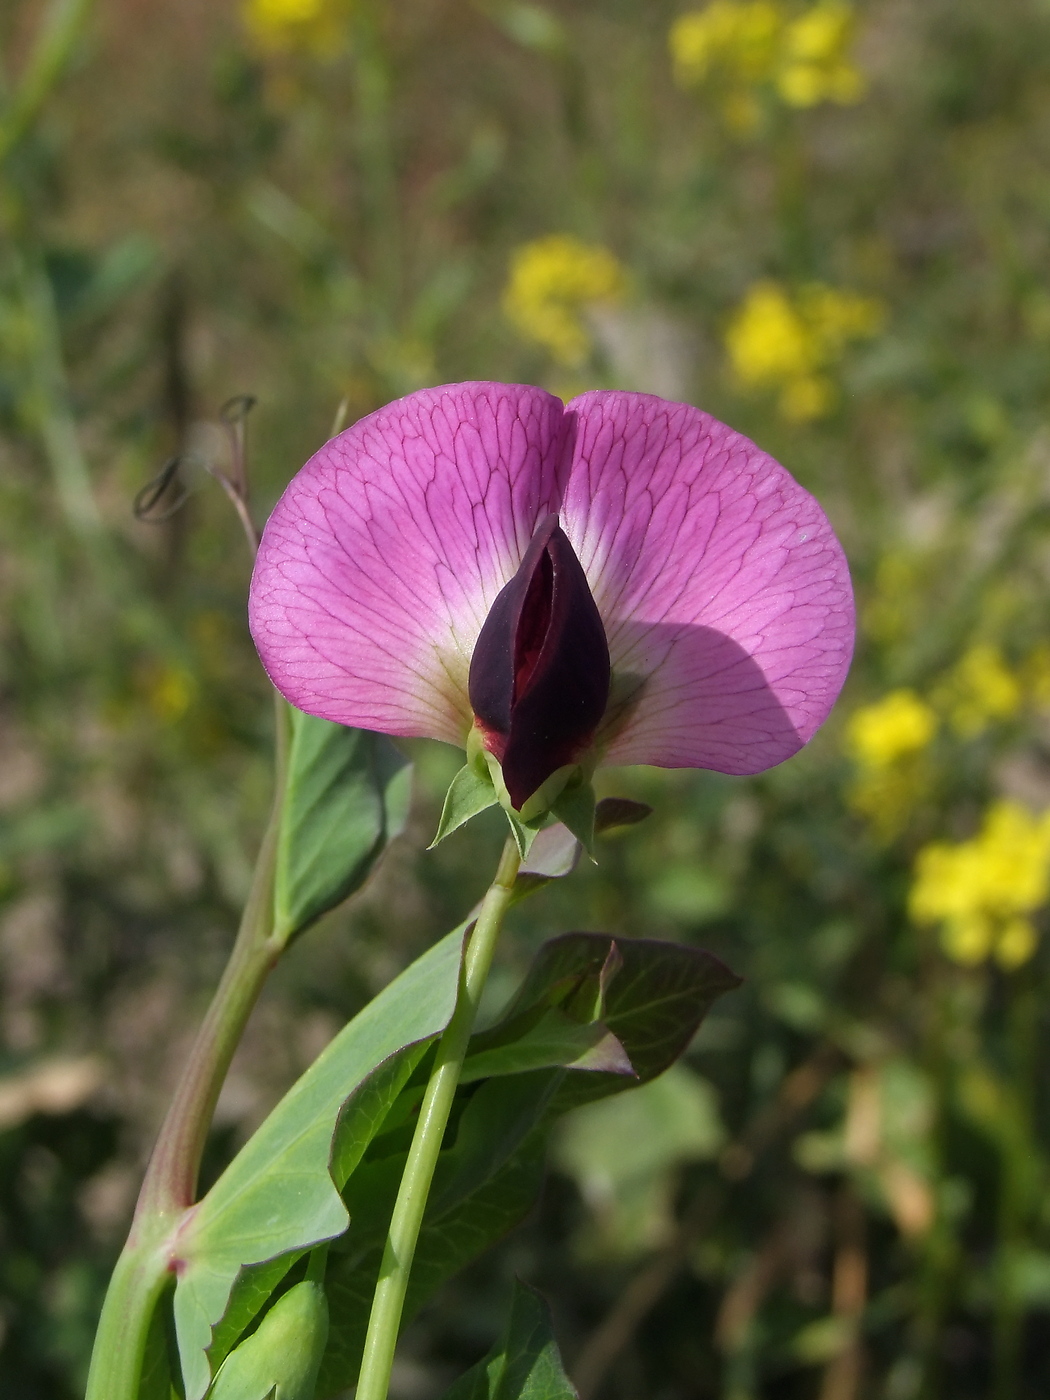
{"left": 355, "top": 836, "right": 522, "bottom": 1400}
{"left": 84, "top": 697, "right": 291, "bottom": 1400}
{"left": 991, "top": 974, "right": 1038, "bottom": 1400}
{"left": 0, "top": 0, "right": 95, "bottom": 164}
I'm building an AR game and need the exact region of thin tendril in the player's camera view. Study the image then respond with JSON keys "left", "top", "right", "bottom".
{"left": 132, "top": 455, "right": 189, "bottom": 523}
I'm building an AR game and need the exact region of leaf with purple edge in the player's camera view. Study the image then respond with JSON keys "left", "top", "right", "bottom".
{"left": 460, "top": 1007, "right": 634, "bottom": 1083}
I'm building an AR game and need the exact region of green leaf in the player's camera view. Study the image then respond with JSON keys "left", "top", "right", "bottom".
{"left": 172, "top": 926, "right": 468, "bottom": 1400}
{"left": 460, "top": 1008, "right": 633, "bottom": 1083}
{"left": 500, "top": 933, "right": 742, "bottom": 1103}
{"left": 319, "top": 1074, "right": 556, "bottom": 1397}
{"left": 273, "top": 709, "right": 411, "bottom": 943}
{"left": 207, "top": 1280, "right": 328, "bottom": 1400}
{"left": 314, "top": 935, "right": 739, "bottom": 1396}
{"left": 205, "top": 1255, "right": 302, "bottom": 1383}
{"left": 554, "top": 1064, "right": 727, "bottom": 1257}
{"left": 431, "top": 763, "right": 499, "bottom": 847}
{"left": 441, "top": 1280, "right": 576, "bottom": 1400}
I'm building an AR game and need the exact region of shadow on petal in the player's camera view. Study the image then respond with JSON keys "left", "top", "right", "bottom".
{"left": 601, "top": 620, "right": 840, "bottom": 776}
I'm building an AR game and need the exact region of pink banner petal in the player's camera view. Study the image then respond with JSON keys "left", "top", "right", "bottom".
{"left": 561, "top": 392, "right": 854, "bottom": 774}
{"left": 249, "top": 383, "right": 570, "bottom": 744}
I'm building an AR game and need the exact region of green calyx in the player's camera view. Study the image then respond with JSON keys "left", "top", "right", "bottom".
{"left": 431, "top": 728, "right": 598, "bottom": 858}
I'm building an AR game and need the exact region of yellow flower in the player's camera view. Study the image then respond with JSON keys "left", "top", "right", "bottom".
{"left": 726, "top": 281, "right": 818, "bottom": 381}
{"left": 845, "top": 691, "right": 937, "bottom": 841}
{"left": 670, "top": 1, "right": 865, "bottom": 118}
{"left": 910, "top": 801, "right": 1050, "bottom": 968}
{"left": 242, "top": 0, "right": 346, "bottom": 54}
{"left": 503, "top": 235, "right": 625, "bottom": 367}
{"left": 798, "top": 282, "right": 885, "bottom": 352}
{"left": 932, "top": 643, "right": 1021, "bottom": 738}
{"left": 847, "top": 691, "right": 938, "bottom": 770}
{"left": 669, "top": 2, "right": 782, "bottom": 88}
{"left": 997, "top": 918, "right": 1038, "bottom": 971}
{"left": 776, "top": 1, "right": 865, "bottom": 107}
{"left": 725, "top": 279, "right": 884, "bottom": 421}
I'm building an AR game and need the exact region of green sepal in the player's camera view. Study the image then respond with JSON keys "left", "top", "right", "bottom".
{"left": 430, "top": 762, "right": 500, "bottom": 848}
{"left": 504, "top": 807, "right": 544, "bottom": 859}
{"left": 550, "top": 777, "right": 597, "bottom": 855}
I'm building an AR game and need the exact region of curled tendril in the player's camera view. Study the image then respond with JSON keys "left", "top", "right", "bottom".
{"left": 132, "top": 456, "right": 189, "bottom": 523}
{"left": 217, "top": 394, "right": 257, "bottom": 506}
{"left": 219, "top": 394, "right": 257, "bottom": 426}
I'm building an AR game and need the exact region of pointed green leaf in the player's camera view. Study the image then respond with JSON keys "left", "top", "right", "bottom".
{"left": 497, "top": 933, "right": 742, "bottom": 1102}
{"left": 172, "top": 926, "right": 468, "bottom": 1400}
{"left": 441, "top": 1280, "right": 576, "bottom": 1400}
{"left": 431, "top": 763, "right": 499, "bottom": 847}
{"left": 274, "top": 710, "right": 411, "bottom": 943}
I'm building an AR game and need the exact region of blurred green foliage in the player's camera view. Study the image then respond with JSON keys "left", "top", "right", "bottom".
{"left": 4, "top": 1, "right": 1050, "bottom": 1397}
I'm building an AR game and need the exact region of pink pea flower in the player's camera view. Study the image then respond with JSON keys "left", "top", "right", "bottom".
{"left": 249, "top": 383, "right": 854, "bottom": 812}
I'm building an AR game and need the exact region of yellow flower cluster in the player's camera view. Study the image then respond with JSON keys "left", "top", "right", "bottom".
{"left": 669, "top": 0, "right": 865, "bottom": 131}
{"left": 931, "top": 643, "right": 1021, "bottom": 738}
{"left": 241, "top": 0, "right": 346, "bottom": 55}
{"left": 503, "top": 235, "right": 626, "bottom": 367}
{"left": 725, "top": 280, "right": 884, "bottom": 421}
{"left": 910, "top": 801, "right": 1050, "bottom": 969}
{"left": 845, "top": 690, "right": 937, "bottom": 839}
{"left": 847, "top": 690, "right": 937, "bottom": 769}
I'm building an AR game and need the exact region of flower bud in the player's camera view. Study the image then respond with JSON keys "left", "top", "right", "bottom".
{"left": 468, "top": 514, "right": 610, "bottom": 810}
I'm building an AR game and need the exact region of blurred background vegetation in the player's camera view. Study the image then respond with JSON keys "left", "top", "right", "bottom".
{"left": 3, "top": 0, "right": 1050, "bottom": 1396}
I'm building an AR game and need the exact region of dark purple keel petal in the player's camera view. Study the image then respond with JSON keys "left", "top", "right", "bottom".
{"left": 469, "top": 516, "right": 611, "bottom": 809}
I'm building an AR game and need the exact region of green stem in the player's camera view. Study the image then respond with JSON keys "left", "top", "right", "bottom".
{"left": 0, "top": 0, "right": 95, "bottom": 164}
{"left": 83, "top": 1239, "right": 173, "bottom": 1400}
{"left": 84, "top": 696, "right": 291, "bottom": 1400}
{"left": 355, "top": 837, "right": 522, "bottom": 1400}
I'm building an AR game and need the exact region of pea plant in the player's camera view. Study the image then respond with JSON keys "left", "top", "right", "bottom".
{"left": 85, "top": 382, "right": 853, "bottom": 1400}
